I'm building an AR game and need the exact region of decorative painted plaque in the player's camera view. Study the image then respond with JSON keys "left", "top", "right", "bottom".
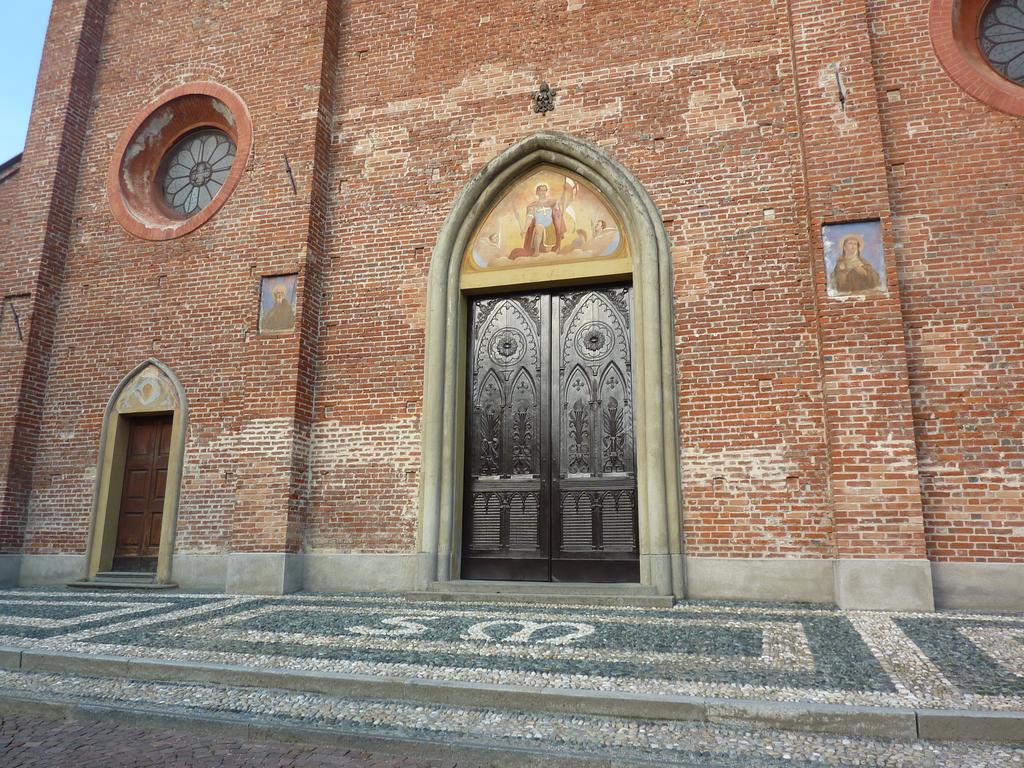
{"left": 116, "top": 364, "right": 179, "bottom": 413}
{"left": 822, "top": 220, "right": 886, "bottom": 298}
{"left": 461, "top": 166, "right": 631, "bottom": 290}
{"left": 259, "top": 274, "right": 298, "bottom": 334}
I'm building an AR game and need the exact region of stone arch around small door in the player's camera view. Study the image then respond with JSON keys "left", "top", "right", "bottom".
{"left": 85, "top": 359, "right": 188, "bottom": 583}
{"left": 416, "top": 132, "right": 685, "bottom": 597}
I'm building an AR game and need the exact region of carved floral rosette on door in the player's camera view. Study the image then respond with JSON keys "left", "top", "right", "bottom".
{"left": 464, "top": 294, "right": 549, "bottom": 580}
{"left": 554, "top": 287, "right": 638, "bottom": 580}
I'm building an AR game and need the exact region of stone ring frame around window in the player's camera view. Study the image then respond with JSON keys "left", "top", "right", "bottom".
{"left": 931, "top": 0, "right": 1024, "bottom": 116}
{"left": 107, "top": 82, "right": 253, "bottom": 241}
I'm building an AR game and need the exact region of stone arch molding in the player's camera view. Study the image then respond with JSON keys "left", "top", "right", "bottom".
{"left": 85, "top": 359, "right": 188, "bottom": 583}
{"left": 416, "top": 132, "right": 684, "bottom": 597}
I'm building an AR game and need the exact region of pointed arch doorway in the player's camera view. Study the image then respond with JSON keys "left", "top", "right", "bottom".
{"left": 84, "top": 359, "right": 188, "bottom": 585}
{"left": 417, "top": 133, "right": 685, "bottom": 597}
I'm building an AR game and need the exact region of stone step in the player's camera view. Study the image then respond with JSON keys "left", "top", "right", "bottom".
{"left": 406, "top": 591, "right": 674, "bottom": 608}
{"left": 426, "top": 580, "right": 659, "bottom": 595}
{"left": 408, "top": 581, "right": 672, "bottom": 608}
{"left": 95, "top": 571, "right": 157, "bottom": 581}
{"left": 3, "top": 648, "right": 1022, "bottom": 745}
{"left": 67, "top": 579, "right": 178, "bottom": 591}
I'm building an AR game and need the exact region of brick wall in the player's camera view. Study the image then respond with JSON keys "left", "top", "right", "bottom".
{"left": 11, "top": 0, "right": 334, "bottom": 557}
{"left": 309, "top": 0, "right": 836, "bottom": 559}
{"left": 0, "top": 162, "right": 26, "bottom": 504}
{"left": 0, "top": 0, "right": 108, "bottom": 554}
{"left": 869, "top": 0, "right": 1024, "bottom": 564}
{"left": 2, "top": 0, "right": 1020, "bottom": 572}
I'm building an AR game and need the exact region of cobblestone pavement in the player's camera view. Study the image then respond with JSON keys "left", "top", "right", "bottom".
{"left": 0, "top": 675, "right": 1022, "bottom": 767}
{"left": 0, "top": 590, "right": 1022, "bottom": 767}
{"left": 0, "top": 713, "right": 454, "bottom": 767}
{"left": 0, "top": 589, "right": 1021, "bottom": 711}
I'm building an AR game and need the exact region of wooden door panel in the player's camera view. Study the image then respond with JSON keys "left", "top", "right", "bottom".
{"left": 153, "top": 467, "right": 167, "bottom": 498}
{"left": 117, "top": 519, "right": 143, "bottom": 549}
{"left": 158, "top": 419, "right": 173, "bottom": 454}
{"left": 552, "top": 287, "right": 638, "bottom": 581}
{"left": 148, "top": 511, "right": 163, "bottom": 550}
{"left": 115, "top": 414, "right": 172, "bottom": 563}
{"left": 462, "top": 294, "right": 549, "bottom": 580}
{"left": 123, "top": 469, "right": 149, "bottom": 500}
{"left": 462, "top": 287, "right": 638, "bottom": 583}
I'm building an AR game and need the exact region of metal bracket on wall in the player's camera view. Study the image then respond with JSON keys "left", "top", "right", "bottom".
{"left": 1, "top": 294, "right": 30, "bottom": 342}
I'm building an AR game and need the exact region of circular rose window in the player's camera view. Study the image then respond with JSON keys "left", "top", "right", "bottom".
{"left": 108, "top": 82, "right": 252, "bottom": 240}
{"left": 931, "top": 0, "right": 1024, "bottom": 116}
{"left": 160, "top": 129, "right": 237, "bottom": 218}
{"left": 978, "top": 0, "right": 1024, "bottom": 84}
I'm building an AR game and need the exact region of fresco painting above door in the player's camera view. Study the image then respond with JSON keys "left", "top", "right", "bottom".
{"left": 461, "top": 166, "right": 632, "bottom": 291}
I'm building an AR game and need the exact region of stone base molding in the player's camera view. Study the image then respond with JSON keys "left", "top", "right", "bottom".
{"left": 685, "top": 557, "right": 837, "bottom": 604}
{"left": 224, "top": 554, "right": 303, "bottom": 595}
{"left": 174, "top": 552, "right": 418, "bottom": 594}
{"left": 931, "top": 561, "right": 1024, "bottom": 612}
{"left": 0, "top": 555, "right": 21, "bottom": 587}
{"left": 12, "top": 552, "right": 1024, "bottom": 612}
{"left": 18, "top": 555, "right": 88, "bottom": 587}
{"left": 835, "top": 559, "right": 935, "bottom": 612}
{"left": 687, "top": 557, "right": 940, "bottom": 611}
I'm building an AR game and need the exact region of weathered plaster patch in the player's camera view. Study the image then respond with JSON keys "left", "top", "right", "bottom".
{"left": 682, "top": 444, "right": 798, "bottom": 489}
{"left": 177, "top": 417, "right": 297, "bottom": 552}
{"left": 465, "top": 95, "right": 624, "bottom": 168}
{"left": 311, "top": 416, "right": 420, "bottom": 473}
{"left": 816, "top": 64, "right": 857, "bottom": 134}
{"left": 352, "top": 126, "right": 411, "bottom": 178}
{"left": 399, "top": 263, "right": 427, "bottom": 330}
{"left": 121, "top": 109, "right": 173, "bottom": 192}
{"left": 308, "top": 416, "right": 422, "bottom": 543}
{"left": 684, "top": 73, "right": 749, "bottom": 134}
{"left": 335, "top": 46, "right": 782, "bottom": 126}
{"left": 211, "top": 98, "right": 236, "bottom": 127}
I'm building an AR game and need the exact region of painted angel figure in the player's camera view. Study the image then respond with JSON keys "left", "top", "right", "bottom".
{"left": 471, "top": 230, "right": 504, "bottom": 268}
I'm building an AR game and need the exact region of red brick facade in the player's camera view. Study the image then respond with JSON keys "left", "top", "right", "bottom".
{"left": 0, "top": 0, "right": 1020, "bottom": 607}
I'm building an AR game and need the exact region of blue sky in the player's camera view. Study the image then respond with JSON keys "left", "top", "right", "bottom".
{"left": 0, "top": 3, "right": 53, "bottom": 162}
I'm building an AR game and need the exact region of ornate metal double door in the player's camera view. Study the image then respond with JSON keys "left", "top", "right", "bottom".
{"left": 462, "top": 286, "right": 639, "bottom": 582}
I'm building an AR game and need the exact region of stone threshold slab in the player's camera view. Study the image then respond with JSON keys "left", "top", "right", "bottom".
{"left": 405, "top": 590, "right": 674, "bottom": 608}
{"left": 2, "top": 646, "right": 1022, "bottom": 743}
{"left": 422, "top": 580, "right": 661, "bottom": 594}
{"left": 68, "top": 580, "right": 179, "bottom": 590}
{"left": 410, "top": 580, "right": 673, "bottom": 608}
{"left": 0, "top": 689, "right": 661, "bottom": 768}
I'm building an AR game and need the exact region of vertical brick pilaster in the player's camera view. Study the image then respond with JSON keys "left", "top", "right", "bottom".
{"left": 0, "top": 0, "right": 109, "bottom": 553}
{"left": 787, "top": 1, "right": 929, "bottom": 581}
{"left": 285, "top": 0, "right": 342, "bottom": 555}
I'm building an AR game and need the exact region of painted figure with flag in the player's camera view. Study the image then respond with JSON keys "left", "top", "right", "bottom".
{"left": 509, "top": 177, "right": 578, "bottom": 259}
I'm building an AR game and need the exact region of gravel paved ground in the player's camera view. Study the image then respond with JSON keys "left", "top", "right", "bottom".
{"left": 0, "top": 589, "right": 1021, "bottom": 712}
{"left": 0, "top": 713, "right": 454, "bottom": 767}
{"left": 0, "top": 674, "right": 1022, "bottom": 767}
{"left": 0, "top": 589, "right": 1021, "bottom": 766}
